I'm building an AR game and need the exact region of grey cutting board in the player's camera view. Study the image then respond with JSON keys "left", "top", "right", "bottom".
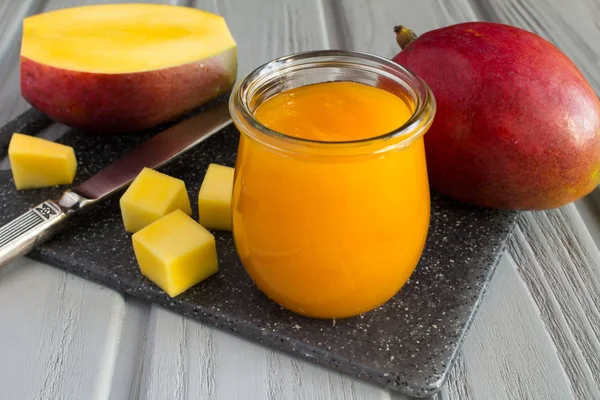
{"left": 0, "top": 99, "right": 517, "bottom": 398}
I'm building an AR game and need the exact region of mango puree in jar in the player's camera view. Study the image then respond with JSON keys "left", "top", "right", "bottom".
{"left": 232, "top": 81, "right": 430, "bottom": 318}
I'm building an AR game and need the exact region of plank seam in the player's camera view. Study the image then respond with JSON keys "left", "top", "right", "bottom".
{"left": 465, "top": 0, "right": 500, "bottom": 21}
{"left": 318, "top": 0, "right": 352, "bottom": 50}
{"left": 509, "top": 226, "right": 599, "bottom": 399}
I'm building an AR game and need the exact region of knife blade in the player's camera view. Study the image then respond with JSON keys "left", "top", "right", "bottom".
{"left": 0, "top": 102, "right": 232, "bottom": 269}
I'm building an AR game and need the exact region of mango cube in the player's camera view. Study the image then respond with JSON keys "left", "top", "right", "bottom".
{"left": 198, "top": 163, "right": 235, "bottom": 231}
{"left": 8, "top": 132, "right": 77, "bottom": 190}
{"left": 120, "top": 167, "right": 192, "bottom": 233}
{"left": 132, "top": 209, "right": 218, "bottom": 297}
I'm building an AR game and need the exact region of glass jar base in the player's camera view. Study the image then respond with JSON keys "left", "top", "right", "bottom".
{"left": 251, "top": 274, "right": 414, "bottom": 320}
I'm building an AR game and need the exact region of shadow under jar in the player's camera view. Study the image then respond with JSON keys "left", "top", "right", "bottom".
{"left": 229, "top": 50, "right": 436, "bottom": 319}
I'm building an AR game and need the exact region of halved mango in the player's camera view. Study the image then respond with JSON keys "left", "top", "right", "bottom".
{"left": 20, "top": 4, "right": 237, "bottom": 133}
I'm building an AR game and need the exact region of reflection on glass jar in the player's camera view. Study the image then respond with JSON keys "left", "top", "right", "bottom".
{"left": 229, "top": 50, "right": 436, "bottom": 319}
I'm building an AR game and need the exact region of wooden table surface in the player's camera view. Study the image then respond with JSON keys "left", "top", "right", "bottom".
{"left": 1, "top": 1, "right": 600, "bottom": 399}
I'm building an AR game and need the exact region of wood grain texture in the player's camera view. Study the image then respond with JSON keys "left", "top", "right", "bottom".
{"left": 107, "top": 298, "right": 151, "bottom": 400}
{"left": 575, "top": 198, "right": 600, "bottom": 250}
{"left": 0, "top": 0, "right": 40, "bottom": 126}
{"left": 188, "top": 0, "right": 329, "bottom": 77}
{"left": 452, "top": 254, "right": 575, "bottom": 400}
{"left": 0, "top": 258, "right": 127, "bottom": 400}
{"left": 0, "top": 0, "right": 38, "bottom": 66}
{"left": 508, "top": 207, "right": 600, "bottom": 399}
{"left": 321, "top": 0, "right": 479, "bottom": 56}
{"left": 138, "top": 307, "right": 395, "bottom": 400}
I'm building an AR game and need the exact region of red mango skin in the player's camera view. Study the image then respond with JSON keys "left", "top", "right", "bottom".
{"left": 20, "top": 48, "right": 237, "bottom": 134}
{"left": 392, "top": 22, "right": 600, "bottom": 210}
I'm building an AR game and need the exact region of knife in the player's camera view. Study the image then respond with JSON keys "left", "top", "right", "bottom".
{"left": 0, "top": 102, "right": 232, "bottom": 269}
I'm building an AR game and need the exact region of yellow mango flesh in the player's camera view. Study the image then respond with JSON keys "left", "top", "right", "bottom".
{"left": 132, "top": 209, "right": 218, "bottom": 297}
{"left": 120, "top": 167, "right": 192, "bottom": 233}
{"left": 8, "top": 133, "right": 77, "bottom": 190}
{"left": 21, "top": 4, "right": 237, "bottom": 74}
{"left": 198, "top": 163, "right": 235, "bottom": 231}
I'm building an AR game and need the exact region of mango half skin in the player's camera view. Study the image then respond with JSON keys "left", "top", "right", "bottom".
{"left": 20, "top": 49, "right": 237, "bottom": 134}
{"left": 19, "top": 4, "right": 238, "bottom": 134}
{"left": 392, "top": 22, "right": 600, "bottom": 210}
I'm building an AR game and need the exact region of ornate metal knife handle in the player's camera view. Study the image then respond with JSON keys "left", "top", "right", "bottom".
{"left": 0, "top": 191, "right": 90, "bottom": 268}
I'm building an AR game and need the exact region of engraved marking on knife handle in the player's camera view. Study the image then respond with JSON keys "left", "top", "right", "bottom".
{"left": 0, "top": 190, "right": 90, "bottom": 269}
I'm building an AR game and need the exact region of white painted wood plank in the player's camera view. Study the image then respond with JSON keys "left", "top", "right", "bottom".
{"left": 0, "top": 0, "right": 41, "bottom": 125}
{"left": 439, "top": 354, "right": 473, "bottom": 400}
{"left": 0, "top": 1, "right": 37, "bottom": 57}
{"left": 107, "top": 298, "right": 151, "bottom": 400}
{"left": 0, "top": 0, "right": 39, "bottom": 72}
{"left": 508, "top": 208, "right": 600, "bottom": 397}
{"left": 189, "top": 0, "right": 329, "bottom": 78}
{"left": 0, "top": 53, "right": 30, "bottom": 126}
{"left": 321, "top": 0, "right": 479, "bottom": 57}
{"left": 447, "top": 254, "right": 574, "bottom": 400}
{"left": 42, "top": 0, "right": 180, "bottom": 12}
{"left": 539, "top": 207, "right": 600, "bottom": 330}
{"left": 139, "top": 307, "right": 394, "bottom": 400}
{"left": 0, "top": 258, "right": 127, "bottom": 400}
{"left": 508, "top": 226, "right": 596, "bottom": 400}
{"left": 575, "top": 198, "right": 600, "bottom": 250}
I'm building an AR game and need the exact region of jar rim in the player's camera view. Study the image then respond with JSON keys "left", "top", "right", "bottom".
{"left": 229, "top": 49, "right": 436, "bottom": 148}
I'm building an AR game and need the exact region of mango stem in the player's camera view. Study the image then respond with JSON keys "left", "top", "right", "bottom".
{"left": 394, "top": 25, "right": 418, "bottom": 49}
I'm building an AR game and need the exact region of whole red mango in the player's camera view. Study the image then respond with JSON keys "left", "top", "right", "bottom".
{"left": 392, "top": 22, "right": 600, "bottom": 210}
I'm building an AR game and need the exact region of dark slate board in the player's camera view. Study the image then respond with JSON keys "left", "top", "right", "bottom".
{"left": 0, "top": 100, "right": 518, "bottom": 398}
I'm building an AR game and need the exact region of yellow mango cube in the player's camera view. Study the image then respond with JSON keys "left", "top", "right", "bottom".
{"left": 132, "top": 209, "right": 218, "bottom": 297}
{"left": 198, "top": 163, "right": 234, "bottom": 231}
{"left": 120, "top": 167, "right": 192, "bottom": 233}
{"left": 8, "top": 132, "right": 77, "bottom": 190}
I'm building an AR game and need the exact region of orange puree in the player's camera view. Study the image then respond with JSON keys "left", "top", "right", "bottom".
{"left": 254, "top": 81, "right": 412, "bottom": 141}
{"left": 232, "top": 81, "right": 430, "bottom": 318}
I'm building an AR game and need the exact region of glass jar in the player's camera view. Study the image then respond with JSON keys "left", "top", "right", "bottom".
{"left": 229, "top": 50, "right": 436, "bottom": 319}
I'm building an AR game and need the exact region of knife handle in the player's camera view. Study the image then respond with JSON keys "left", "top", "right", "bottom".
{"left": 0, "top": 191, "right": 89, "bottom": 269}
